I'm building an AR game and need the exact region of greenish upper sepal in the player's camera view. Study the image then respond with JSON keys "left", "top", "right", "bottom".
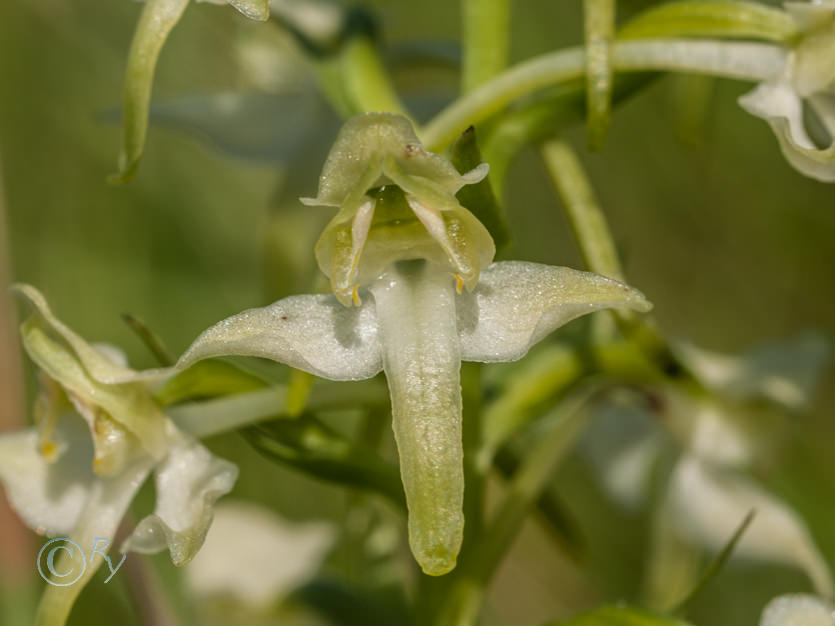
{"left": 301, "top": 113, "right": 495, "bottom": 305}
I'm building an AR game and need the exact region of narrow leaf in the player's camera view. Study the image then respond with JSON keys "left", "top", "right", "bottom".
{"left": 243, "top": 415, "right": 405, "bottom": 508}
{"left": 450, "top": 126, "right": 511, "bottom": 252}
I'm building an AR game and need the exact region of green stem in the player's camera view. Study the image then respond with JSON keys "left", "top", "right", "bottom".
{"left": 341, "top": 35, "right": 413, "bottom": 120}
{"left": 541, "top": 139, "right": 624, "bottom": 281}
{"left": 461, "top": 0, "right": 511, "bottom": 93}
{"left": 167, "top": 379, "right": 388, "bottom": 439}
{"left": 583, "top": 0, "right": 616, "bottom": 150}
{"left": 421, "top": 39, "right": 785, "bottom": 150}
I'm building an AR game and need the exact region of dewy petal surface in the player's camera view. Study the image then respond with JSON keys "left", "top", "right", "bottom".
{"left": 457, "top": 261, "right": 652, "bottom": 362}
{"left": 370, "top": 261, "right": 464, "bottom": 576}
{"left": 122, "top": 433, "right": 238, "bottom": 566}
{"left": 176, "top": 294, "right": 383, "bottom": 381}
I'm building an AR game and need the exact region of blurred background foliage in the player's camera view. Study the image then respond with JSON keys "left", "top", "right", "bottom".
{"left": 0, "top": 1, "right": 834, "bottom": 625}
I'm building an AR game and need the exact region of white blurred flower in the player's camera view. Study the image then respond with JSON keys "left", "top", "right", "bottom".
{"left": 760, "top": 594, "right": 835, "bottom": 626}
{"left": 185, "top": 501, "right": 335, "bottom": 610}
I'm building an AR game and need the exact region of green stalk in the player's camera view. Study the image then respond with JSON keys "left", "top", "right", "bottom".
{"left": 583, "top": 0, "right": 616, "bottom": 150}
{"left": 421, "top": 39, "right": 786, "bottom": 150}
{"left": 461, "top": 0, "right": 511, "bottom": 93}
{"left": 341, "top": 35, "right": 414, "bottom": 120}
{"left": 541, "top": 139, "right": 624, "bottom": 281}
{"left": 168, "top": 380, "right": 388, "bottom": 439}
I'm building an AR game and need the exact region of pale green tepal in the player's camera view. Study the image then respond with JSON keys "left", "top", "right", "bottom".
{"left": 113, "top": 0, "right": 270, "bottom": 182}
{"left": 739, "top": 1, "right": 835, "bottom": 181}
{"left": 164, "top": 113, "right": 653, "bottom": 575}
{"left": 301, "top": 113, "right": 495, "bottom": 307}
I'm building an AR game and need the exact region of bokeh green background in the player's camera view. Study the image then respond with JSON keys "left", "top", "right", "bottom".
{"left": 0, "top": 1, "right": 833, "bottom": 625}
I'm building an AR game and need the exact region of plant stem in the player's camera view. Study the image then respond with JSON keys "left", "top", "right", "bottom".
{"left": 421, "top": 39, "right": 785, "bottom": 150}
{"left": 168, "top": 379, "right": 388, "bottom": 439}
{"left": 583, "top": 0, "right": 616, "bottom": 150}
{"left": 461, "top": 0, "right": 511, "bottom": 94}
{"left": 341, "top": 35, "right": 413, "bottom": 120}
{"left": 541, "top": 139, "right": 624, "bottom": 281}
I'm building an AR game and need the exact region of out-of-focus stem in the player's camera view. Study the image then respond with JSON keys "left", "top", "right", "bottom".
{"left": 421, "top": 39, "right": 785, "bottom": 150}
{"left": 583, "top": 0, "right": 616, "bottom": 150}
{"left": 461, "top": 0, "right": 511, "bottom": 94}
{"left": 341, "top": 36, "right": 413, "bottom": 121}
{"left": 541, "top": 139, "right": 624, "bottom": 282}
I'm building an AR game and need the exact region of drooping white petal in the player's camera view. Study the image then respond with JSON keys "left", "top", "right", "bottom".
{"left": 674, "top": 332, "right": 830, "bottom": 411}
{"left": 0, "top": 422, "right": 93, "bottom": 537}
{"left": 760, "top": 594, "right": 835, "bottom": 626}
{"left": 739, "top": 78, "right": 835, "bottom": 182}
{"left": 664, "top": 455, "right": 833, "bottom": 596}
{"left": 185, "top": 501, "right": 334, "bottom": 609}
{"left": 121, "top": 434, "right": 238, "bottom": 566}
{"left": 34, "top": 456, "right": 155, "bottom": 626}
{"left": 176, "top": 294, "right": 382, "bottom": 381}
{"left": 370, "top": 261, "right": 464, "bottom": 576}
{"left": 457, "top": 261, "right": 652, "bottom": 363}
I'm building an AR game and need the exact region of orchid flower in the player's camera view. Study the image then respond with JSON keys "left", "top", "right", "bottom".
{"left": 759, "top": 594, "right": 835, "bottom": 626}
{"left": 739, "top": 1, "right": 835, "bottom": 181}
{"left": 0, "top": 285, "right": 238, "bottom": 626}
{"left": 581, "top": 334, "right": 833, "bottom": 607}
{"left": 148, "top": 112, "right": 652, "bottom": 575}
{"left": 113, "top": 0, "right": 270, "bottom": 182}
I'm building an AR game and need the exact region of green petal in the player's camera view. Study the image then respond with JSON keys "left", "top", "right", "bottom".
{"left": 175, "top": 294, "right": 383, "bottom": 381}
{"left": 14, "top": 286, "right": 169, "bottom": 459}
{"left": 370, "top": 261, "right": 464, "bottom": 576}
{"left": 457, "top": 261, "right": 652, "bottom": 363}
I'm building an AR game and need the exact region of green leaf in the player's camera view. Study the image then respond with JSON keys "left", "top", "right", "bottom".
{"left": 545, "top": 605, "right": 693, "bottom": 626}
{"left": 242, "top": 415, "right": 406, "bottom": 507}
{"left": 121, "top": 312, "right": 174, "bottom": 366}
{"left": 155, "top": 359, "right": 270, "bottom": 407}
{"left": 450, "top": 126, "right": 511, "bottom": 252}
{"left": 671, "top": 509, "right": 755, "bottom": 614}
{"left": 482, "top": 73, "right": 657, "bottom": 190}
{"left": 618, "top": 1, "right": 799, "bottom": 43}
